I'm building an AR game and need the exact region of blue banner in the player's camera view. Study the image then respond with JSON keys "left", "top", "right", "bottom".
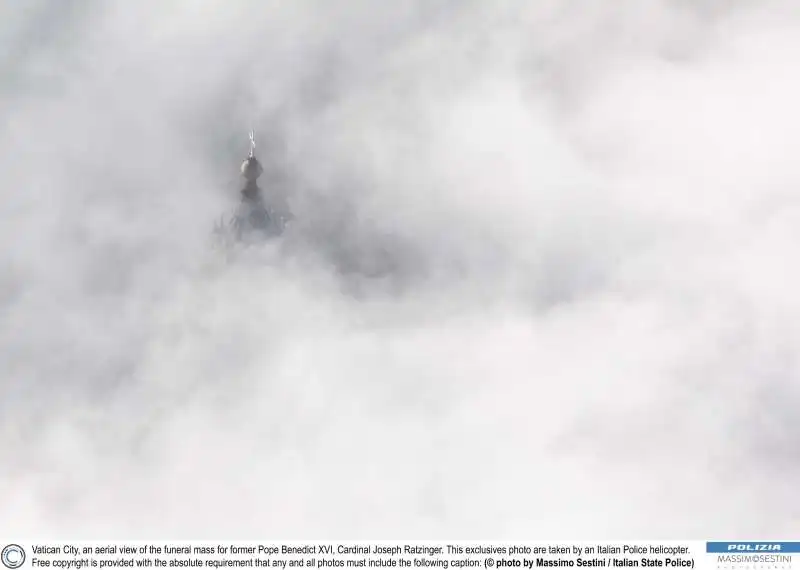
{"left": 706, "top": 542, "right": 800, "bottom": 553}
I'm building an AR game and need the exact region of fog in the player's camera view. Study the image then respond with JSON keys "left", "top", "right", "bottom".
{"left": 1, "top": 0, "right": 799, "bottom": 538}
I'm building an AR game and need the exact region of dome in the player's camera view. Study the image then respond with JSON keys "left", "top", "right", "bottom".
{"left": 241, "top": 156, "right": 263, "bottom": 181}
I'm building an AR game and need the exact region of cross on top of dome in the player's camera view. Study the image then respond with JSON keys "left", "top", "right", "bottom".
{"left": 241, "top": 129, "right": 263, "bottom": 181}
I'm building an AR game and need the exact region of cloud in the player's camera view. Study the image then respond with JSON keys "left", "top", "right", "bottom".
{"left": 1, "top": 0, "right": 799, "bottom": 537}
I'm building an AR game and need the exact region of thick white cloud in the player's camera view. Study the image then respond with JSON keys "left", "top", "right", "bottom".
{"left": 1, "top": 0, "right": 799, "bottom": 537}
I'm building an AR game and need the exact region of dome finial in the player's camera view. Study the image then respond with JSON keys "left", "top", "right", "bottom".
{"left": 241, "top": 129, "right": 263, "bottom": 181}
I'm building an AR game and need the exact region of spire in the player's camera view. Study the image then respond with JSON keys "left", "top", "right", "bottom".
{"left": 241, "top": 128, "right": 263, "bottom": 182}
{"left": 213, "top": 128, "right": 287, "bottom": 247}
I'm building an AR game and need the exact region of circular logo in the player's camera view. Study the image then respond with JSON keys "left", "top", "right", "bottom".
{"left": 1, "top": 545, "right": 25, "bottom": 569}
